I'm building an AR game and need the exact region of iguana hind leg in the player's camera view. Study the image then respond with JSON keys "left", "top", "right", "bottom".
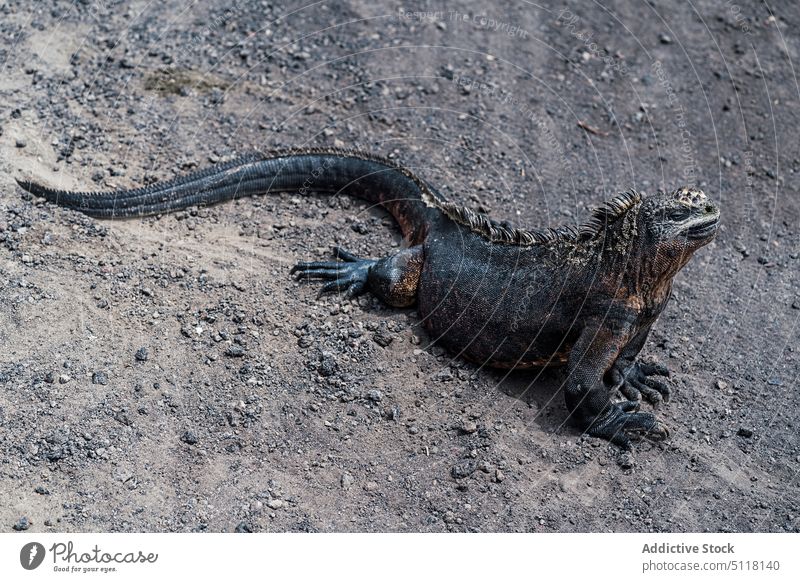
{"left": 291, "top": 245, "right": 423, "bottom": 306}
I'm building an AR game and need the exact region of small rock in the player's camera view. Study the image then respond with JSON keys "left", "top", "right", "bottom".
{"left": 436, "top": 368, "right": 454, "bottom": 382}
{"left": 15, "top": 139, "right": 26, "bottom": 148}
{"left": 451, "top": 459, "right": 477, "bottom": 479}
{"left": 659, "top": 34, "right": 672, "bottom": 44}
{"left": 494, "top": 469, "right": 505, "bottom": 482}
{"left": 266, "top": 499, "right": 284, "bottom": 510}
{"left": 134, "top": 347, "right": 149, "bottom": 362}
{"left": 460, "top": 420, "right": 478, "bottom": 434}
{"left": 234, "top": 522, "right": 253, "bottom": 533}
{"left": 225, "top": 345, "right": 245, "bottom": 357}
{"left": 180, "top": 431, "right": 199, "bottom": 445}
{"left": 318, "top": 354, "right": 337, "bottom": 377}
{"left": 367, "top": 389, "right": 383, "bottom": 402}
{"left": 372, "top": 330, "right": 394, "bottom": 347}
{"left": 34, "top": 486, "right": 50, "bottom": 495}
{"left": 363, "top": 481, "right": 379, "bottom": 492}
{"left": 737, "top": 427, "right": 754, "bottom": 438}
{"left": 92, "top": 371, "right": 108, "bottom": 385}
{"left": 715, "top": 379, "right": 728, "bottom": 390}
{"left": 12, "top": 517, "right": 30, "bottom": 531}
{"left": 617, "top": 453, "right": 634, "bottom": 469}
{"left": 58, "top": 374, "right": 71, "bottom": 384}
{"left": 340, "top": 473, "right": 355, "bottom": 490}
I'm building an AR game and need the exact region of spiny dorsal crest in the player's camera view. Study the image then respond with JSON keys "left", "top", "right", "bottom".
{"left": 432, "top": 188, "right": 642, "bottom": 247}
{"left": 176, "top": 148, "right": 643, "bottom": 248}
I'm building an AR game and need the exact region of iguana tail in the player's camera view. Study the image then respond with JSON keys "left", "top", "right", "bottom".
{"left": 16, "top": 148, "right": 439, "bottom": 243}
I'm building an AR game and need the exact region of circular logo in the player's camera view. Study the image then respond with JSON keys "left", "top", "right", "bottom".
{"left": 20, "top": 542, "right": 46, "bottom": 570}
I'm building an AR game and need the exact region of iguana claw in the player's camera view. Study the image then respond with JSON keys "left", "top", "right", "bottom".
{"left": 611, "top": 361, "right": 671, "bottom": 404}
{"left": 291, "top": 246, "right": 376, "bottom": 298}
{"left": 586, "top": 403, "right": 670, "bottom": 450}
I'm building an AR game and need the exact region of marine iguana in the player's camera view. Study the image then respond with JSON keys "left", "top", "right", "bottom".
{"left": 17, "top": 148, "right": 720, "bottom": 449}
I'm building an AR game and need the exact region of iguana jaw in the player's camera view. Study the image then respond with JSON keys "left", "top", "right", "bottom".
{"left": 685, "top": 212, "right": 720, "bottom": 240}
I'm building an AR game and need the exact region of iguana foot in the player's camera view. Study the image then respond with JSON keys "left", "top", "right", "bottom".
{"left": 612, "top": 361, "right": 670, "bottom": 404}
{"left": 291, "top": 246, "right": 376, "bottom": 298}
{"left": 586, "top": 403, "right": 669, "bottom": 450}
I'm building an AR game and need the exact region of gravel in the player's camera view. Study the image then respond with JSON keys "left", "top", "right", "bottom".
{"left": 0, "top": 0, "right": 795, "bottom": 535}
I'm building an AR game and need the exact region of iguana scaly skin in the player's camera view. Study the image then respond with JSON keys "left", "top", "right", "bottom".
{"left": 17, "top": 148, "right": 720, "bottom": 449}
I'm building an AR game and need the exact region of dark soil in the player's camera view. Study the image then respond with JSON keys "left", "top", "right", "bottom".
{"left": 0, "top": 0, "right": 798, "bottom": 532}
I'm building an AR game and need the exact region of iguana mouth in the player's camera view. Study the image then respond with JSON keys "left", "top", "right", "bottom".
{"left": 686, "top": 215, "right": 719, "bottom": 239}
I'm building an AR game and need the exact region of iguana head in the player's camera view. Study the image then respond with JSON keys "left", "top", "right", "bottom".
{"left": 638, "top": 186, "right": 720, "bottom": 275}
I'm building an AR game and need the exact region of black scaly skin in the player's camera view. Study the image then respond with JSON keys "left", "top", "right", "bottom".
{"left": 17, "top": 148, "right": 720, "bottom": 449}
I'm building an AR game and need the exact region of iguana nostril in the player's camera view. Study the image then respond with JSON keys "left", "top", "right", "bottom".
{"left": 704, "top": 204, "right": 714, "bottom": 213}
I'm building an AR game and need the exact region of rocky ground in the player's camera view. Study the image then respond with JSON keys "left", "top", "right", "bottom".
{"left": 0, "top": 0, "right": 798, "bottom": 532}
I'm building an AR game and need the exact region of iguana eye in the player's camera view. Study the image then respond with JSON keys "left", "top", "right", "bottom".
{"left": 668, "top": 209, "right": 689, "bottom": 221}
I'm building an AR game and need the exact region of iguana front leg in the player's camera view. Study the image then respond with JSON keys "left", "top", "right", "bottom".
{"left": 608, "top": 326, "right": 671, "bottom": 404}
{"left": 291, "top": 245, "right": 423, "bottom": 307}
{"left": 565, "top": 325, "right": 669, "bottom": 449}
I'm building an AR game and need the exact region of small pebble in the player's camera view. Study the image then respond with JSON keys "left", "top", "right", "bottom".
{"left": 318, "top": 354, "right": 337, "bottom": 377}
{"left": 134, "top": 347, "right": 149, "bottom": 362}
{"left": 225, "top": 345, "right": 245, "bottom": 357}
{"left": 372, "top": 330, "right": 393, "bottom": 347}
{"left": 460, "top": 420, "right": 478, "bottom": 434}
{"left": 12, "top": 517, "right": 30, "bottom": 531}
{"left": 180, "top": 431, "right": 199, "bottom": 445}
{"left": 617, "top": 453, "right": 634, "bottom": 469}
{"left": 340, "top": 473, "right": 354, "bottom": 490}
{"left": 451, "top": 460, "right": 477, "bottom": 479}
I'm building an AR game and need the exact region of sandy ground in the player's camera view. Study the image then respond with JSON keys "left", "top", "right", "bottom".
{"left": 0, "top": 0, "right": 798, "bottom": 532}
